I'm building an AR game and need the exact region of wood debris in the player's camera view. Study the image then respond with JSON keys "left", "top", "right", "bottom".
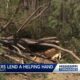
{"left": 0, "top": 36, "right": 80, "bottom": 64}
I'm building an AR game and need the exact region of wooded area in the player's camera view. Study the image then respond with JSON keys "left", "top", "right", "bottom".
{"left": 0, "top": 0, "right": 80, "bottom": 64}
{"left": 0, "top": 0, "right": 80, "bottom": 80}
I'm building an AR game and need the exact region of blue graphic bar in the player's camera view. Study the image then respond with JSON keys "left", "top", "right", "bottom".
{"left": 0, "top": 64, "right": 56, "bottom": 72}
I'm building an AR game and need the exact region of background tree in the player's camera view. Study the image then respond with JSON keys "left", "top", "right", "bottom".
{"left": 0, "top": 0, "right": 80, "bottom": 63}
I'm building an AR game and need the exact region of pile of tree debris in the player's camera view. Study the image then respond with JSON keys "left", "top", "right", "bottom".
{"left": 0, "top": 36, "right": 80, "bottom": 64}
{"left": 0, "top": 1, "right": 80, "bottom": 64}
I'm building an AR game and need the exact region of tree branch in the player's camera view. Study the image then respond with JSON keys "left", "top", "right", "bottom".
{"left": 39, "top": 43, "right": 80, "bottom": 61}
{"left": 16, "top": 3, "right": 49, "bottom": 33}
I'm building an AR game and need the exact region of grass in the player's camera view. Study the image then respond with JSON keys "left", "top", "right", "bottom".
{"left": 0, "top": 74, "right": 6, "bottom": 80}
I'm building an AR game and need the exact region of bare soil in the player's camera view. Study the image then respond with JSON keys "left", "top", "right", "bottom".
{"left": 5, "top": 73, "right": 80, "bottom": 80}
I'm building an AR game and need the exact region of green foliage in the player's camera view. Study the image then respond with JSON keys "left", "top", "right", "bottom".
{"left": 48, "top": 0, "right": 80, "bottom": 62}
{"left": 49, "top": 0, "right": 80, "bottom": 38}
{"left": 0, "top": 0, "right": 80, "bottom": 63}
{"left": 0, "top": 74, "right": 6, "bottom": 80}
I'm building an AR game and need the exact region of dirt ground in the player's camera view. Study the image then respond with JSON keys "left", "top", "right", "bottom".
{"left": 5, "top": 73, "right": 80, "bottom": 80}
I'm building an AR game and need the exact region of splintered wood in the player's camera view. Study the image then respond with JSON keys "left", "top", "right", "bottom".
{"left": 0, "top": 36, "right": 80, "bottom": 64}
{"left": 0, "top": 37, "right": 62, "bottom": 63}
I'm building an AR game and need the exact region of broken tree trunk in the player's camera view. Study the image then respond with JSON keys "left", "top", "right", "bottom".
{"left": 0, "top": 36, "right": 80, "bottom": 64}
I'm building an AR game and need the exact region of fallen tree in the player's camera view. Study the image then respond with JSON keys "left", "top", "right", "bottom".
{"left": 0, "top": 1, "right": 80, "bottom": 64}
{"left": 0, "top": 36, "right": 80, "bottom": 64}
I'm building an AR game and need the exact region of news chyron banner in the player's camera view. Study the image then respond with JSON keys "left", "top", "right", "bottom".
{"left": 0, "top": 64, "right": 79, "bottom": 73}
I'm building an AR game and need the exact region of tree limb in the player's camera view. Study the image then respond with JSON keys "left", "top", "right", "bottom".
{"left": 0, "top": 0, "right": 20, "bottom": 33}
{"left": 12, "top": 45, "right": 22, "bottom": 55}
{"left": 39, "top": 43, "right": 80, "bottom": 61}
{"left": 16, "top": 3, "right": 49, "bottom": 33}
